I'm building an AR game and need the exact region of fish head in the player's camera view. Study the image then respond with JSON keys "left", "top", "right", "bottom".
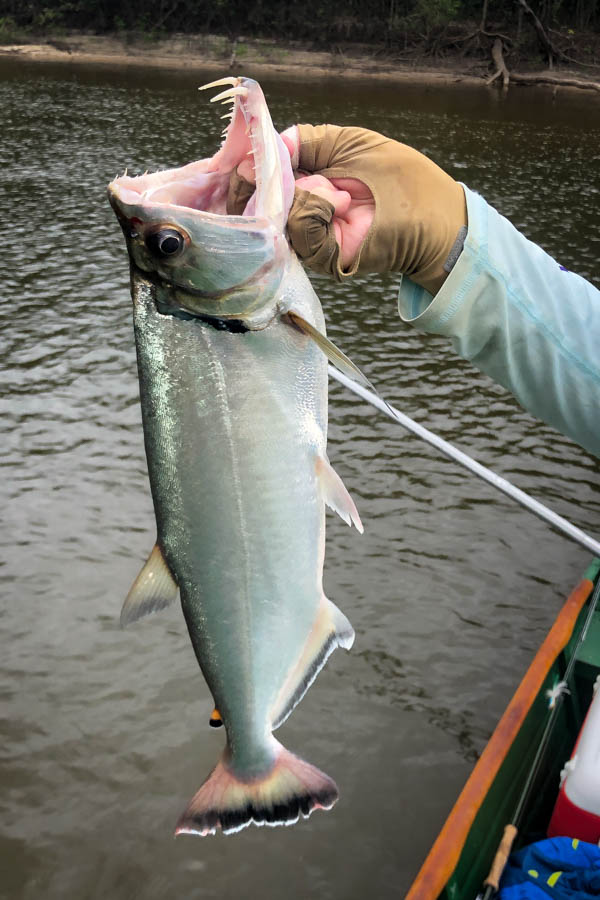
{"left": 107, "top": 77, "right": 295, "bottom": 329}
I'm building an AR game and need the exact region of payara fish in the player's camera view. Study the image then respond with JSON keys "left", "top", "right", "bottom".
{"left": 107, "top": 76, "right": 365, "bottom": 836}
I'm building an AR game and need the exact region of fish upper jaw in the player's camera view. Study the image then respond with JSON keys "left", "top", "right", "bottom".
{"left": 107, "top": 76, "right": 293, "bottom": 231}
{"left": 107, "top": 76, "right": 295, "bottom": 328}
{"left": 202, "top": 76, "right": 295, "bottom": 231}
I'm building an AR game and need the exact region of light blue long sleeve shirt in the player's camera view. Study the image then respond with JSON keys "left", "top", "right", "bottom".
{"left": 397, "top": 186, "right": 600, "bottom": 458}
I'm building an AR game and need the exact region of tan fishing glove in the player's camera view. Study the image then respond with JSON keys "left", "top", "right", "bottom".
{"left": 228, "top": 124, "right": 467, "bottom": 296}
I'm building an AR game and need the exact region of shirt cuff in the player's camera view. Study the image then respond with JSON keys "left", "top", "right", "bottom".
{"left": 397, "top": 185, "right": 486, "bottom": 335}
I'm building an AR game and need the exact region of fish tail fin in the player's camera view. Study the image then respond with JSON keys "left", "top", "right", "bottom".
{"left": 174, "top": 738, "right": 338, "bottom": 836}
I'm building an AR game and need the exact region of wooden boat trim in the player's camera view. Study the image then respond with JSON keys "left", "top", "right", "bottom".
{"left": 406, "top": 574, "right": 596, "bottom": 900}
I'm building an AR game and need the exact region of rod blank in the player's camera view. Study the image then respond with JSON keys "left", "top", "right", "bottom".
{"left": 327, "top": 364, "right": 600, "bottom": 558}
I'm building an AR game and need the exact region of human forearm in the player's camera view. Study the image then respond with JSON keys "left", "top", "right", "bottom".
{"left": 398, "top": 187, "right": 600, "bottom": 457}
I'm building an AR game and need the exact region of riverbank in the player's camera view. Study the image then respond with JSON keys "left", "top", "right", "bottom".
{"left": 1, "top": 32, "right": 599, "bottom": 96}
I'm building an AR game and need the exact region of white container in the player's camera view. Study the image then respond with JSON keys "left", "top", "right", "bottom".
{"left": 548, "top": 676, "right": 600, "bottom": 840}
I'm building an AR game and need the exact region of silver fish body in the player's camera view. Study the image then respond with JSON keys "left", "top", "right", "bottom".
{"left": 134, "top": 259, "right": 333, "bottom": 769}
{"left": 108, "top": 77, "right": 362, "bottom": 835}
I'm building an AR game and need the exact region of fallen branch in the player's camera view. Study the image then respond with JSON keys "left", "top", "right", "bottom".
{"left": 510, "top": 71, "right": 600, "bottom": 92}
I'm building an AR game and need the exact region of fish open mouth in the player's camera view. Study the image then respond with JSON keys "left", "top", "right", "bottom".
{"left": 107, "top": 77, "right": 296, "bottom": 329}
{"left": 108, "top": 76, "right": 292, "bottom": 233}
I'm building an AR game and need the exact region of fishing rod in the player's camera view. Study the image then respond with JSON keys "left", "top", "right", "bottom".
{"left": 476, "top": 573, "right": 600, "bottom": 900}
{"left": 327, "top": 365, "right": 600, "bottom": 557}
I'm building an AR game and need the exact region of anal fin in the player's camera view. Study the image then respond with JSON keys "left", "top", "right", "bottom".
{"left": 270, "top": 597, "right": 355, "bottom": 730}
{"left": 316, "top": 455, "right": 363, "bottom": 533}
{"left": 120, "top": 543, "right": 178, "bottom": 627}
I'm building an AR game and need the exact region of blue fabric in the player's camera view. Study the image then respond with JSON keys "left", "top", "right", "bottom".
{"left": 397, "top": 187, "right": 600, "bottom": 458}
{"left": 498, "top": 837, "right": 600, "bottom": 898}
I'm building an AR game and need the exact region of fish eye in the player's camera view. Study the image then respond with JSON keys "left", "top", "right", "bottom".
{"left": 146, "top": 227, "right": 187, "bottom": 260}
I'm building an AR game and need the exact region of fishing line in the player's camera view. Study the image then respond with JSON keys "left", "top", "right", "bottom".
{"left": 327, "top": 365, "right": 600, "bottom": 557}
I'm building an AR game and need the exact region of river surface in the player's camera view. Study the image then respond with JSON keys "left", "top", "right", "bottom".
{"left": 1, "top": 58, "right": 599, "bottom": 899}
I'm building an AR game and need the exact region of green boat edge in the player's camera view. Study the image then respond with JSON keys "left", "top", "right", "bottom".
{"left": 408, "top": 558, "right": 600, "bottom": 900}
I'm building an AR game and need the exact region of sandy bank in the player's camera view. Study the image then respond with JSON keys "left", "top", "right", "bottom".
{"left": 2, "top": 32, "right": 599, "bottom": 97}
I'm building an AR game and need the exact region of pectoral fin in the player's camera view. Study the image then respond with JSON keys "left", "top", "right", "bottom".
{"left": 287, "top": 310, "right": 375, "bottom": 391}
{"left": 120, "top": 543, "right": 178, "bottom": 627}
{"left": 316, "top": 455, "right": 363, "bottom": 533}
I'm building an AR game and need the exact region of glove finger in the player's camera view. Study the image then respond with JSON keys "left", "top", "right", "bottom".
{"left": 226, "top": 168, "right": 256, "bottom": 216}
{"left": 287, "top": 187, "right": 342, "bottom": 279}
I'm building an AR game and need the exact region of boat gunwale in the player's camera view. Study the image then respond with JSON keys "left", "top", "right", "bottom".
{"left": 407, "top": 563, "right": 600, "bottom": 900}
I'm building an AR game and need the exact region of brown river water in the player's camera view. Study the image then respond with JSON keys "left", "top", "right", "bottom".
{"left": 1, "top": 59, "right": 599, "bottom": 899}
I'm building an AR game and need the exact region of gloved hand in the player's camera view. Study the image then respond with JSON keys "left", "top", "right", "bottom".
{"left": 227, "top": 124, "right": 467, "bottom": 296}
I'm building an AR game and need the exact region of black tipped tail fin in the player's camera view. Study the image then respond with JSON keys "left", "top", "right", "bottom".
{"left": 174, "top": 739, "right": 338, "bottom": 836}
